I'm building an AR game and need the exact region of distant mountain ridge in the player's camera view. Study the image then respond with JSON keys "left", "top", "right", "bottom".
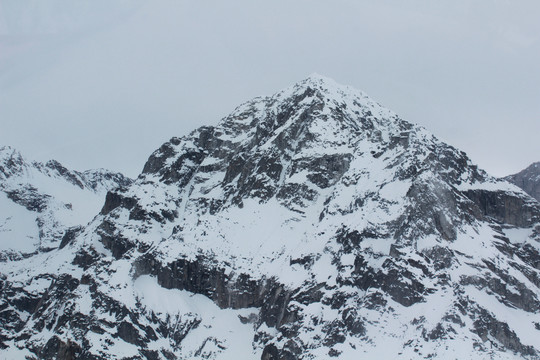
{"left": 0, "top": 145, "right": 132, "bottom": 257}
{"left": 505, "top": 162, "right": 540, "bottom": 203}
{"left": 1, "top": 76, "right": 539, "bottom": 359}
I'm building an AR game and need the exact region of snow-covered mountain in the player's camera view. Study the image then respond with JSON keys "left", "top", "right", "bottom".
{"left": 0, "top": 146, "right": 132, "bottom": 258}
{"left": 505, "top": 162, "right": 540, "bottom": 203}
{"left": 1, "top": 75, "right": 540, "bottom": 359}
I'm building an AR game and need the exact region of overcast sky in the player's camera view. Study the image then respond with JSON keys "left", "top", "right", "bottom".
{"left": 0, "top": 0, "right": 538, "bottom": 178}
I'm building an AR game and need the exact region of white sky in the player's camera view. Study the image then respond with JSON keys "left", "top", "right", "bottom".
{"left": 0, "top": 0, "right": 538, "bottom": 178}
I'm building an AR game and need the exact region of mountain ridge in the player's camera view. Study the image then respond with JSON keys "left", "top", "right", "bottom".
{"left": 505, "top": 162, "right": 540, "bottom": 203}
{"left": 0, "top": 145, "right": 132, "bottom": 257}
{"left": 1, "top": 77, "right": 540, "bottom": 359}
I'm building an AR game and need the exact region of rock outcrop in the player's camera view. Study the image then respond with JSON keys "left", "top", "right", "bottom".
{"left": 505, "top": 162, "right": 540, "bottom": 203}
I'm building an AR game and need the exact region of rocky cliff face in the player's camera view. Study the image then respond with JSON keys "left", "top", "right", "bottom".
{"left": 1, "top": 76, "right": 540, "bottom": 359}
{"left": 505, "top": 162, "right": 540, "bottom": 203}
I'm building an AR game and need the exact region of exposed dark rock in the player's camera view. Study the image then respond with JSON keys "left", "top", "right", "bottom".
{"left": 505, "top": 162, "right": 540, "bottom": 202}
{"left": 277, "top": 183, "right": 318, "bottom": 210}
{"left": 40, "top": 336, "right": 82, "bottom": 360}
{"left": 422, "top": 246, "right": 454, "bottom": 270}
{"left": 81, "top": 170, "right": 133, "bottom": 192}
{"left": 116, "top": 321, "right": 143, "bottom": 346}
{"left": 97, "top": 220, "right": 135, "bottom": 259}
{"left": 342, "top": 308, "right": 366, "bottom": 335}
{"left": 328, "top": 348, "right": 342, "bottom": 357}
{"left": 323, "top": 320, "right": 347, "bottom": 346}
{"left": 45, "top": 160, "right": 85, "bottom": 189}
{"left": 424, "top": 323, "right": 451, "bottom": 341}
{"left": 464, "top": 189, "right": 540, "bottom": 227}
{"left": 100, "top": 190, "right": 137, "bottom": 215}
{"left": 473, "top": 307, "right": 537, "bottom": 357}
{"left": 133, "top": 253, "right": 294, "bottom": 322}
{"left": 397, "top": 179, "right": 465, "bottom": 242}
{"left": 335, "top": 227, "right": 378, "bottom": 253}
{"left": 353, "top": 256, "right": 428, "bottom": 307}
{"left": 72, "top": 248, "right": 100, "bottom": 270}
{"left": 261, "top": 344, "right": 279, "bottom": 360}
{"left": 292, "top": 283, "right": 325, "bottom": 305}
{"left": 5, "top": 186, "right": 51, "bottom": 212}
{"left": 142, "top": 140, "right": 182, "bottom": 175}
{"left": 289, "top": 255, "right": 315, "bottom": 268}
{"left": 291, "top": 154, "right": 352, "bottom": 189}
{"left": 59, "top": 226, "right": 83, "bottom": 249}
{"left": 483, "top": 260, "right": 540, "bottom": 312}
{"left": 260, "top": 284, "right": 294, "bottom": 328}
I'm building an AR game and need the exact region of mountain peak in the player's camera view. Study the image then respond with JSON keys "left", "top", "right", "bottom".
{"left": 505, "top": 161, "right": 540, "bottom": 202}
{"left": 3, "top": 79, "right": 540, "bottom": 359}
{"left": 90, "top": 77, "right": 540, "bottom": 359}
{"left": 299, "top": 72, "right": 340, "bottom": 87}
{"left": 214, "top": 75, "right": 401, "bottom": 158}
{"left": 282, "top": 74, "right": 396, "bottom": 124}
{"left": 285, "top": 73, "right": 364, "bottom": 100}
{"left": 0, "top": 145, "right": 27, "bottom": 179}
{"left": 0, "top": 145, "right": 22, "bottom": 160}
